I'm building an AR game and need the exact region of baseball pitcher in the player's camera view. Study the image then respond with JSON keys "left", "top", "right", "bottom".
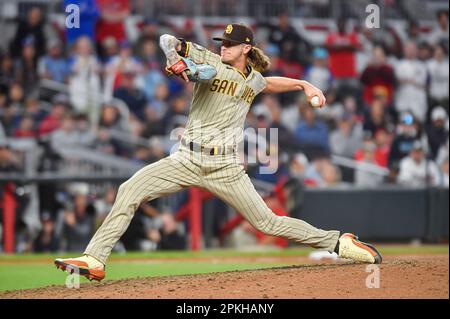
{"left": 55, "top": 24, "right": 382, "bottom": 281}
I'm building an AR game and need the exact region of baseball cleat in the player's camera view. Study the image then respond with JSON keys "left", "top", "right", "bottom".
{"left": 337, "top": 233, "right": 382, "bottom": 264}
{"left": 54, "top": 255, "right": 105, "bottom": 282}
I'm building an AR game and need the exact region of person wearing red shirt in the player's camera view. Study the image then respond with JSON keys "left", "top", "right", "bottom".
{"left": 354, "top": 130, "right": 391, "bottom": 168}
{"left": 38, "top": 95, "right": 69, "bottom": 136}
{"left": 325, "top": 18, "right": 360, "bottom": 81}
{"left": 360, "top": 46, "right": 395, "bottom": 107}
{"left": 95, "top": 0, "right": 130, "bottom": 44}
{"left": 14, "top": 116, "right": 37, "bottom": 138}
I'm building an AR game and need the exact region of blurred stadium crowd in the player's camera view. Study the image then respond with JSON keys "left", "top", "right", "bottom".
{"left": 0, "top": 0, "right": 448, "bottom": 253}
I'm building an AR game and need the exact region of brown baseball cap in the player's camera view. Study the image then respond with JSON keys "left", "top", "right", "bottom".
{"left": 213, "top": 23, "right": 255, "bottom": 45}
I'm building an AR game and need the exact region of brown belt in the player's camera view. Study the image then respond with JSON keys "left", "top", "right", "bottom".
{"left": 181, "top": 138, "right": 236, "bottom": 156}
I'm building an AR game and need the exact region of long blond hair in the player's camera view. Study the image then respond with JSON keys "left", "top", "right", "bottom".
{"left": 247, "top": 46, "right": 271, "bottom": 73}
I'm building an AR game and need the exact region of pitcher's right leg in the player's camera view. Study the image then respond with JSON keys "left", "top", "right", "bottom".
{"left": 55, "top": 152, "right": 200, "bottom": 280}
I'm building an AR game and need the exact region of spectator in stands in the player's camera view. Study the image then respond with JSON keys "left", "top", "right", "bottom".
{"left": 0, "top": 83, "right": 25, "bottom": 135}
{"left": 139, "top": 39, "right": 165, "bottom": 69}
{"left": 0, "top": 53, "right": 15, "bottom": 86}
{"left": 394, "top": 41, "right": 428, "bottom": 123}
{"left": 68, "top": 36, "right": 101, "bottom": 121}
{"left": 427, "top": 106, "right": 449, "bottom": 160}
{"left": 8, "top": 82, "right": 25, "bottom": 110}
{"left": 330, "top": 111, "right": 363, "bottom": 158}
{"left": 134, "top": 18, "right": 162, "bottom": 49}
{"left": 355, "top": 130, "right": 390, "bottom": 168}
{"left": 320, "top": 160, "right": 342, "bottom": 187}
{"left": 93, "top": 128, "right": 119, "bottom": 155}
{"left": 99, "top": 36, "right": 119, "bottom": 63}
{"left": 10, "top": 6, "right": 46, "bottom": 58}
{"left": 61, "top": 183, "right": 96, "bottom": 252}
{"left": 97, "top": 102, "right": 129, "bottom": 157}
{"left": 33, "top": 212, "right": 59, "bottom": 252}
{"left": 104, "top": 40, "right": 144, "bottom": 101}
{"left": 14, "top": 36, "right": 39, "bottom": 93}
{"left": 50, "top": 114, "right": 80, "bottom": 149}
{"left": 38, "top": 39, "right": 69, "bottom": 83}
{"left": 39, "top": 94, "right": 69, "bottom": 136}
{"left": 261, "top": 43, "right": 283, "bottom": 77}
{"left": 360, "top": 45, "right": 395, "bottom": 108}
{"left": 279, "top": 94, "right": 304, "bottom": 133}
{"left": 267, "top": 13, "right": 311, "bottom": 67}
{"left": 75, "top": 113, "right": 96, "bottom": 146}
{"left": 95, "top": 0, "right": 130, "bottom": 44}
{"left": 304, "top": 47, "right": 333, "bottom": 93}
{"left": 148, "top": 213, "right": 186, "bottom": 250}
{"left": 294, "top": 105, "right": 329, "bottom": 155}
{"left": 354, "top": 141, "right": 385, "bottom": 187}
{"left": 64, "top": 0, "right": 99, "bottom": 46}
{"left": 113, "top": 70, "right": 148, "bottom": 120}
{"left": 289, "top": 152, "right": 309, "bottom": 181}
{"left": 13, "top": 115, "right": 37, "bottom": 138}
{"left": 398, "top": 140, "right": 441, "bottom": 187}
{"left": 428, "top": 10, "right": 449, "bottom": 49}
{"left": 405, "top": 20, "right": 426, "bottom": 45}
{"left": 418, "top": 41, "right": 433, "bottom": 62}
{"left": 145, "top": 82, "right": 169, "bottom": 123}
{"left": 325, "top": 17, "right": 360, "bottom": 92}
{"left": 373, "top": 129, "right": 392, "bottom": 168}
{"left": 363, "top": 97, "right": 394, "bottom": 136}
{"left": 99, "top": 102, "right": 127, "bottom": 132}
{"left": 0, "top": 142, "right": 21, "bottom": 173}
{"left": 304, "top": 156, "right": 340, "bottom": 187}
{"left": 388, "top": 112, "right": 423, "bottom": 168}
{"left": 426, "top": 43, "right": 449, "bottom": 113}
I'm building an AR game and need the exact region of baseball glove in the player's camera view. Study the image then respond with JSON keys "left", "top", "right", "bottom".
{"left": 165, "top": 57, "right": 217, "bottom": 83}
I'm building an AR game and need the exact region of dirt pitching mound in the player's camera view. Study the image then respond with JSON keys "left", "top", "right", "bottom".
{"left": 1, "top": 255, "right": 447, "bottom": 299}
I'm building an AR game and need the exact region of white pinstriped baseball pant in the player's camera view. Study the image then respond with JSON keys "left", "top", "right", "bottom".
{"left": 85, "top": 145, "right": 340, "bottom": 264}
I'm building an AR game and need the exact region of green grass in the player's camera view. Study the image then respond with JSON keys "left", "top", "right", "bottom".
{"left": 0, "top": 262, "right": 291, "bottom": 292}
{"left": 0, "top": 245, "right": 447, "bottom": 293}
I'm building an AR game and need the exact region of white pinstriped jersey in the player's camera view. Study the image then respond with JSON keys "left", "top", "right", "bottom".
{"left": 179, "top": 42, "right": 267, "bottom": 147}
{"left": 84, "top": 40, "right": 341, "bottom": 265}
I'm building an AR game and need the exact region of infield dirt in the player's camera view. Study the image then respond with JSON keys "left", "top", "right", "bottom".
{"left": 1, "top": 254, "right": 447, "bottom": 299}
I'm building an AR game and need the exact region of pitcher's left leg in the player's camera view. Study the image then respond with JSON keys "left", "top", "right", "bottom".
{"left": 202, "top": 164, "right": 339, "bottom": 252}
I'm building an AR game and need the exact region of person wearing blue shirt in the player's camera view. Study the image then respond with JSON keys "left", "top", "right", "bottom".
{"left": 294, "top": 104, "right": 329, "bottom": 154}
{"left": 38, "top": 39, "right": 69, "bottom": 83}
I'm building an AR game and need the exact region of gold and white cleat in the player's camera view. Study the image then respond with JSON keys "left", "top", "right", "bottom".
{"left": 337, "top": 233, "right": 382, "bottom": 264}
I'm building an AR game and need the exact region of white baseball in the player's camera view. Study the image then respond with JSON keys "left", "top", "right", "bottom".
{"left": 310, "top": 96, "right": 321, "bottom": 108}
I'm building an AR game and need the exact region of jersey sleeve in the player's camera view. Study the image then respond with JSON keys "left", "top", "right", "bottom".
{"left": 177, "top": 39, "right": 221, "bottom": 66}
{"left": 253, "top": 71, "right": 268, "bottom": 95}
